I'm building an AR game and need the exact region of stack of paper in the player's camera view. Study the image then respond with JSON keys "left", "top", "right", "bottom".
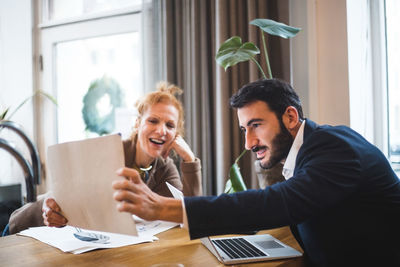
{"left": 18, "top": 226, "right": 155, "bottom": 254}
{"left": 18, "top": 219, "right": 179, "bottom": 254}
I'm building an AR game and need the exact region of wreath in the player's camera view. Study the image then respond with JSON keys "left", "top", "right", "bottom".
{"left": 82, "top": 76, "right": 124, "bottom": 135}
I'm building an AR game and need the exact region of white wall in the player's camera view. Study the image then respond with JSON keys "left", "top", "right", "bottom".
{"left": 290, "top": 0, "right": 350, "bottom": 126}
{"left": 0, "top": 0, "right": 34, "bottom": 130}
{"left": 290, "top": 0, "right": 388, "bottom": 154}
{"left": 0, "top": 0, "right": 34, "bottom": 196}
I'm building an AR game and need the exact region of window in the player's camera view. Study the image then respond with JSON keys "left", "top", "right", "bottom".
{"left": 385, "top": 0, "right": 400, "bottom": 174}
{"left": 55, "top": 32, "right": 140, "bottom": 142}
{"left": 347, "top": 0, "right": 399, "bottom": 176}
{"left": 43, "top": 0, "right": 141, "bottom": 22}
{"left": 38, "top": 0, "right": 143, "bottom": 146}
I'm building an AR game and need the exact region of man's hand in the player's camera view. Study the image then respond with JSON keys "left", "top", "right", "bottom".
{"left": 162, "top": 135, "right": 195, "bottom": 162}
{"left": 42, "top": 198, "right": 68, "bottom": 227}
{"left": 113, "top": 167, "right": 184, "bottom": 223}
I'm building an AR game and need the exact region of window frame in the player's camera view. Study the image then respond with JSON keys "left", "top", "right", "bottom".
{"left": 370, "top": 0, "right": 389, "bottom": 156}
{"left": 365, "top": 0, "right": 399, "bottom": 174}
{"left": 34, "top": 2, "right": 142, "bottom": 167}
{"left": 40, "top": 0, "right": 142, "bottom": 28}
{"left": 383, "top": 0, "right": 400, "bottom": 174}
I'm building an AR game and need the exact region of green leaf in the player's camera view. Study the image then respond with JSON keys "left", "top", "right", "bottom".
{"left": 216, "top": 36, "right": 260, "bottom": 70}
{"left": 229, "top": 163, "right": 247, "bottom": 192}
{"left": 250, "top": 18, "right": 301, "bottom": 39}
{"left": 224, "top": 179, "right": 234, "bottom": 194}
{"left": 234, "top": 149, "right": 247, "bottom": 164}
{"left": 6, "top": 90, "right": 58, "bottom": 120}
{"left": 224, "top": 149, "right": 248, "bottom": 194}
{"left": 0, "top": 107, "right": 9, "bottom": 120}
{"left": 37, "top": 90, "right": 58, "bottom": 106}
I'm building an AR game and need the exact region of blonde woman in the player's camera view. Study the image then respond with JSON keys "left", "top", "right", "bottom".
{"left": 7, "top": 82, "right": 202, "bottom": 233}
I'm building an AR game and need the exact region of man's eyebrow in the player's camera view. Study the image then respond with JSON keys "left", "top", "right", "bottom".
{"left": 247, "top": 118, "right": 263, "bottom": 127}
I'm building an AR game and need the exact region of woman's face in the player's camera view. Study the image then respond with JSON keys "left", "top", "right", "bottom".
{"left": 136, "top": 102, "right": 179, "bottom": 160}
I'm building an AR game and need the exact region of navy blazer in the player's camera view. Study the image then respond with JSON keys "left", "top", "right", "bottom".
{"left": 185, "top": 119, "right": 400, "bottom": 266}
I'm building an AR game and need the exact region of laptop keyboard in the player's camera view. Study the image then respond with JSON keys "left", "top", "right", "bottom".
{"left": 212, "top": 238, "right": 267, "bottom": 259}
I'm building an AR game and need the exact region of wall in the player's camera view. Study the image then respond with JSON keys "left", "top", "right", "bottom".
{"left": 0, "top": 0, "right": 34, "bottom": 196}
{"left": 290, "top": 0, "right": 350, "bottom": 126}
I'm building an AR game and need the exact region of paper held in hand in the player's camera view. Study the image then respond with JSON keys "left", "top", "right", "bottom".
{"left": 47, "top": 134, "right": 137, "bottom": 236}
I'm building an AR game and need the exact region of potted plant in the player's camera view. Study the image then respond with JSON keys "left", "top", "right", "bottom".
{"left": 0, "top": 90, "right": 57, "bottom": 198}
{"left": 0, "top": 90, "right": 57, "bottom": 234}
{"left": 216, "top": 18, "right": 301, "bottom": 193}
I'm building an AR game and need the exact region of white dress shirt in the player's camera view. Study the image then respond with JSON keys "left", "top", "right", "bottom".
{"left": 282, "top": 120, "right": 305, "bottom": 180}
{"left": 182, "top": 120, "right": 306, "bottom": 230}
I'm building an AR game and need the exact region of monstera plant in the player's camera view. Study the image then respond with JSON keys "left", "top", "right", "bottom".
{"left": 217, "top": 18, "right": 301, "bottom": 193}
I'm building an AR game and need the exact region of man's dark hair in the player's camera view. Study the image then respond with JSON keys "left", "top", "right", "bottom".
{"left": 230, "top": 79, "right": 304, "bottom": 120}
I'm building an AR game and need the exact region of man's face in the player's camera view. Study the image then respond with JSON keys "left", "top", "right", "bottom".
{"left": 237, "top": 100, "right": 294, "bottom": 169}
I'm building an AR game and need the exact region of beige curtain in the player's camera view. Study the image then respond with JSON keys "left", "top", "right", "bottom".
{"left": 146, "top": 0, "right": 290, "bottom": 195}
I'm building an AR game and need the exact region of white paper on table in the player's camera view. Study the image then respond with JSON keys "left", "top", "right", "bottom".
{"left": 131, "top": 182, "right": 183, "bottom": 237}
{"left": 133, "top": 215, "right": 179, "bottom": 237}
{"left": 47, "top": 134, "right": 137, "bottom": 236}
{"left": 18, "top": 226, "right": 155, "bottom": 254}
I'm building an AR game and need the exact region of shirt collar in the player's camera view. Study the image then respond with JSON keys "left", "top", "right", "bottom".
{"left": 282, "top": 120, "right": 306, "bottom": 180}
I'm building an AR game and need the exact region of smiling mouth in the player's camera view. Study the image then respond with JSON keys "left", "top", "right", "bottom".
{"left": 252, "top": 146, "right": 267, "bottom": 160}
{"left": 149, "top": 138, "right": 165, "bottom": 145}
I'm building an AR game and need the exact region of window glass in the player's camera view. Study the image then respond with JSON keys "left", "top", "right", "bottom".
{"left": 47, "top": 0, "right": 141, "bottom": 21}
{"left": 56, "top": 32, "right": 141, "bottom": 143}
{"left": 386, "top": 0, "right": 400, "bottom": 174}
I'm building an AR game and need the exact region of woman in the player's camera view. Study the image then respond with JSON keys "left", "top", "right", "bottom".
{"left": 7, "top": 82, "right": 202, "bottom": 233}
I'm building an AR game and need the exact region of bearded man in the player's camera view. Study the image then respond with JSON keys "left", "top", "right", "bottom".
{"left": 114, "top": 78, "right": 400, "bottom": 267}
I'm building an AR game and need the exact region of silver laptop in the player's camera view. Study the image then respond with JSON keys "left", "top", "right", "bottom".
{"left": 201, "top": 234, "right": 302, "bottom": 265}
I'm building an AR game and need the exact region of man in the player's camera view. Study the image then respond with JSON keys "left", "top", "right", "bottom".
{"left": 113, "top": 79, "right": 400, "bottom": 266}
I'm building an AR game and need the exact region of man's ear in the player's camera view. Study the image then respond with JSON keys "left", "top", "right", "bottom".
{"left": 282, "top": 106, "right": 300, "bottom": 132}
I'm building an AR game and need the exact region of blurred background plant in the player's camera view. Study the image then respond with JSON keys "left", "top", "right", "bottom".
{"left": 216, "top": 18, "right": 301, "bottom": 193}
{"left": 0, "top": 90, "right": 57, "bottom": 234}
{"left": 0, "top": 90, "right": 57, "bottom": 121}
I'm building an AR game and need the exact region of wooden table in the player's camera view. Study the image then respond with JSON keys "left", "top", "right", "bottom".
{"left": 0, "top": 226, "right": 303, "bottom": 266}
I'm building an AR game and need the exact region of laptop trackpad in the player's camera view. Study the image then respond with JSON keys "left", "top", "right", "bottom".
{"left": 255, "top": 240, "right": 284, "bottom": 249}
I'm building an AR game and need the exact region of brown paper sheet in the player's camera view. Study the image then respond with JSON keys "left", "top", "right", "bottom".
{"left": 47, "top": 134, "right": 137, "bottom": 236}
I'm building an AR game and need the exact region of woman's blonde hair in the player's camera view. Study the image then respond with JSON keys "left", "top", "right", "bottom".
{"left": 132, "top": 81, "right": 185, "bottom": 137}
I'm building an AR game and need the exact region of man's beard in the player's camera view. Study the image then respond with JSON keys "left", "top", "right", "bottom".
{"left": 258, "top": 120, "right": 293, "bottom": 169}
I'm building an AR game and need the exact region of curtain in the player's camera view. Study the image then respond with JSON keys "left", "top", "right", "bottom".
{"left": 145, "top": 0, "right": 290, "bottom": 195}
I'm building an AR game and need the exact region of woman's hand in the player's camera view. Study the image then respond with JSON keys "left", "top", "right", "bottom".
{"left": 163, "top": 135, "right": 195, "bottom": 162}
{"left": 42, "top": 198, "right": 68, "bottom": 227}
